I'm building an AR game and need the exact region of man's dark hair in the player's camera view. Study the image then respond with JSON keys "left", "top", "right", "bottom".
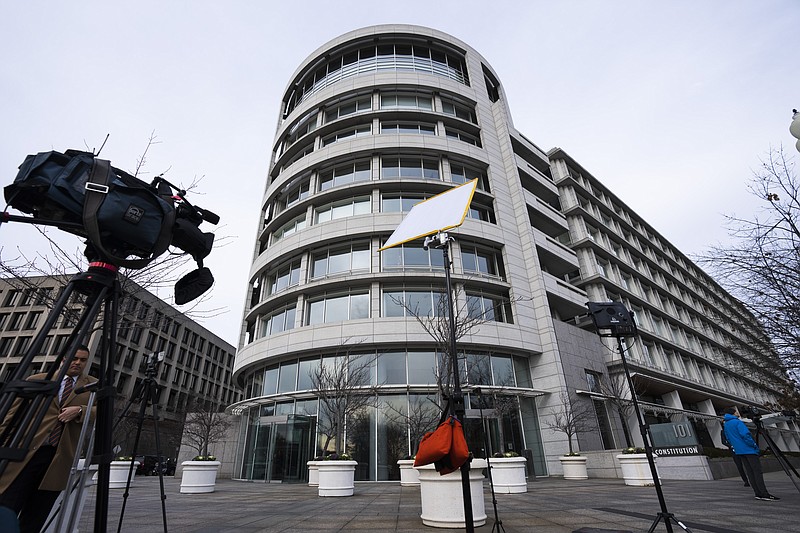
{"left": 723, "top": 406, "right": 737, "bottom": 416}
{"left": 76, "top": 344, "right": 90, "bottom": 353}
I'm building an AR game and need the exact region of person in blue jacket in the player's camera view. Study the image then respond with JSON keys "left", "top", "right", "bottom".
{"left": 722, "top": 406, "right": 779, "bottom": 501}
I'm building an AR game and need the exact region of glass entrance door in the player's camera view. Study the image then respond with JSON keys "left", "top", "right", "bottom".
{"left": 240, "top": 413, "right": 314, "bottom": 482}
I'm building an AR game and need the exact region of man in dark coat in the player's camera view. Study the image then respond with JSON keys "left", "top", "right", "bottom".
{"left": 0, "top": 345, "right": 97, "bottom": 532}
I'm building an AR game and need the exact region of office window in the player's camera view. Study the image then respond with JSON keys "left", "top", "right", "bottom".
{"left": 440, "top": 97, "right": 477, "bottom": 123}
{"left": 380, "top": 92, "right": 433, "bottom": 111}
{"left": 318, "top": 160, "right": 371, "bottom": 191}
{"left": 272, "top": 215, "right": 306, "bottom": 243}
{"left": 325, "top": 96, "right": 372, "bottom": 123}
{"left": 449, "top": 161, "right": 489, "bottom": 191}
{"left": 382, "top": 288, "right": 443, "bottom": 318}
{"left": 461, "top": 244, "right": 504, "bottom": 279}
{"left": 315, "top": 196, "right": 371, "bottom": 223}
{"left": 381, "top": 243, "right": 443, "bottom": 271}
{"left": 321, "top": 124, "right": 372, "bottom": 146}
{"left": 307, "top": 292, "right": 370, "bottom": 325}
{"left": 260, "top": 305, "right": 297, "bottom": 337}
{"left": 445, "top": 128, "right": 481, "bottom": 147}
{"left": 466, "top": 291, "right": 512, "bottom": 323}
{"left": 465, "top": 203, "right": 495, "bottom": 223}
{"left": 267, "top": 259, "right": 302, "bottom": 295}
{"left": 381, "top": 193, "right": 429, "bottom": 212}
{"left": 585, "top": 370, "right": 602, "bottom": 393}
{"left": 311, "top": 242, "right": 370, "bottom": 279}
{"left": 381, "top": 156, "right": 439, "bottom": 180}
{"left": 380, "top": 121, "right": 436, "bottom": 135}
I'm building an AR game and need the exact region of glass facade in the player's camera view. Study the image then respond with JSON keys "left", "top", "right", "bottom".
{"left": 234, "top": 350, "right": 541, "bottom": 482}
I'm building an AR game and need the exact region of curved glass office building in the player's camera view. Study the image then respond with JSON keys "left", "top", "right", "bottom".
{"left": 230, "top": 25, "right": 799, "bottom": 482}
{"left": 230, "top": 25, "right": 582, "bottom": 482}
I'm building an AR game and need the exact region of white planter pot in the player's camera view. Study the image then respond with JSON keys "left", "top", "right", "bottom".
{"left": 180, "top": 460, "right": 221, "bottom": 494}
{"left": 417, "top": 458, "right": 487, "bottom": 528}
{"left": 307, "top": 460, "right": 320, "bottom": 486}
{"left": 317, "top": 460, "right": 357, "bottom": 497}
{"left": 108, "top": 460, "right": 139, "bottom": 489}
{"left": 397, "top": 459, "right": 420, "bottom": 486}
{"left": 487, "top": 456, "right": 527, "bottom": 493}
{"left": 559, "top": 456, "right": 588, "bottom": 480}
{"left": 617, "top": 453, "right": 657, "bottom": 486}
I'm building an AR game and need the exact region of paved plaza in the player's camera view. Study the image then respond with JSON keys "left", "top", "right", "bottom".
{"left": 75, "top": 471, "right": 800, "bottom": 533}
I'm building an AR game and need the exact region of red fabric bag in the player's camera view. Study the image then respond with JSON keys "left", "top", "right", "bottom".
{"left": 413, "top": 416, "right": 470, "bottom": 475}
{"left": 413, "top": 418, "right": 453, "bottom": 467}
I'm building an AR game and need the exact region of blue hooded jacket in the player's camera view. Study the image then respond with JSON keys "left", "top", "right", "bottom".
{"left": 723, "top": 413, "right": 760, "bottom": 455}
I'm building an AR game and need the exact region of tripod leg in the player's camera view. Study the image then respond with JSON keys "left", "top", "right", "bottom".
{"left": 149, "top": 389, "right": 169, "bottom": 533}
{"left": 116, "top": 388, "right": 150, "bottom": 533}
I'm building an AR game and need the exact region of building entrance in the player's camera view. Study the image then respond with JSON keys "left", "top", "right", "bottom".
{"left": 240, "top": 414, "right": 314, "bottom": 482}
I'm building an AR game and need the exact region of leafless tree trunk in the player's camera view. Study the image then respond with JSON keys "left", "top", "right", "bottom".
{"left": 181, "top": 399, "right": 233, "bottom": 457}
{"left": 310, "top": 343, "right": 380, "bottom": 456}
{"left": 544, "top": 391, "right": 595, "bottom": 455}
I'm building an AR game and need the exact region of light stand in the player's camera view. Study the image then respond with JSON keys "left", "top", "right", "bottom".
{"left": 424, "top": 231, "right": 474, "bottom": 533}
{"left": 474, "top": 388, "right": 505, "bottom": 533}
{"left": 586, "top": 302, "right": 691, "bottom": 533}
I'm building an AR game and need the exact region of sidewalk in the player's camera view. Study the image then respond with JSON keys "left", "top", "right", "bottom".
{"left": 76, "top": 471, "right": 800, "bottom": 532}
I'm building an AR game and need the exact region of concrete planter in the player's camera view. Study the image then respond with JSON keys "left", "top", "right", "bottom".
{"left": 307, "top": 460, "right": 320, "bottom": 486}
{"left": 417, "top": 459, "right": 487, "bottom": 528}
{"left": 397, "top": 459, "right": 420, "bottom": 486}
{"left": 180, "top": 460, "right": 221, "bottom": 493}
{"left": 617, "top": 453, "right": 657, "bottom": 486}
{"left": 317, "top": 460, "right": 357, "bottom": 497}
{"left": 559, "top": 456, "right": 588, "bottom": 480}
{"left": 108, "top": 460, "right": 139, "bottom": 489}
{"left": 488, "top": 456, "right": 527, "bottom": 493}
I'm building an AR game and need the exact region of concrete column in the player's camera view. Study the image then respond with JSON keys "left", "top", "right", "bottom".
{"left": 699, "top": 399, "right": 723, "bottom": 448}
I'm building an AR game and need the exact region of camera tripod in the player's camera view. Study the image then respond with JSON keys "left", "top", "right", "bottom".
{"left": 752, "top": 415, "right": 800, "bottom": 495}
{"left": 0, "top": 255, "right": 123, "bottom": 532}
{"left": 112, "top": 353, "right": 169, "bottom": 533}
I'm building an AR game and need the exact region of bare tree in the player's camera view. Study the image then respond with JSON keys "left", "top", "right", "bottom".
{"left": 544, "top": 391, "right": 595, "bottom": 455}
{"left": 597, "top": 373, "right": 637, "bottom": 448}
{"left": 181, "top": 400, "right": 233, "bottom": 457}
{"left": 384, "top": 395, "right": 440, "bottom": 456}
{"left": 310, "top": 344, "right": 380, "bottom": 456}
{"left": 698, "top": 147, "right": 800, "bottom": 377}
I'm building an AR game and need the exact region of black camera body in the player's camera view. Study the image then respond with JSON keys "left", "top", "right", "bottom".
{"left": 4, "top": 149, "right": 218, "bottom": 304}
{"left": 740, "top": 405, "right": 764, "bottom": 420}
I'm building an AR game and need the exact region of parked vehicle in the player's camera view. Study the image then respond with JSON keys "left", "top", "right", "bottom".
{"left": 135, "top": 455, "right": 176, "bottom": 476}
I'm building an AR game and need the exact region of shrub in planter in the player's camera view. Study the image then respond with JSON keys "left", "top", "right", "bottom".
{"left": 318, "top": 452, "right": 357, "bottom": 497}
{"left": 488, "top": 451, "right": 527, "bottom": 493}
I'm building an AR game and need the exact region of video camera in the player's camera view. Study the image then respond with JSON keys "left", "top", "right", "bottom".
{"left": 740, "top": 405, "right": 766, "bottom": 420}
{"left": 2, "top": 149, "right": 218, "bottom": 304}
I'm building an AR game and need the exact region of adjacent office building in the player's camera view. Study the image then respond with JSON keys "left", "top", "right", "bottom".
{"left": 231, "top": 25, "right": 799, "bottom": 481}
{"left": 0, "top": 274, "right": 241, "bottom": 457}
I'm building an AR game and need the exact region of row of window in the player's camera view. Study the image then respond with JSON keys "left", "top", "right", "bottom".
{"left": 1, "top": 286, "right": 54, "bottom": 308}
{"left": 284, "top": 42, "right": 470, "bottom": 115}
{"left": 316, "top": 121, "right": 480, "bottom": 148}
{"left": 250, "top": 285, "right": 512, "bottom": 342}
{"left": 253, "top": 240, "right": 504, "bottom": 304}
{"left": 269, "top": 192, "right": 495, "bottom": 247}
{"left": 243, "top": 351, "right": 530, "bottom": 400}
{"left": 272, "top": 156, "right": 489, "bottom": 222}
{"left": 279, "top": 90, "right": 478, "bottom": 159}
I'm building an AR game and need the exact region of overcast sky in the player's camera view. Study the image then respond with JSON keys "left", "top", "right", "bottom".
{"left": 1, "top": 1, "right": 798, "bottom": 346}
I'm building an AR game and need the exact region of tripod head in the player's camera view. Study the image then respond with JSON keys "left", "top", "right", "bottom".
{"left": 144, "top": 351, "right": 165, "bottom": 379}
